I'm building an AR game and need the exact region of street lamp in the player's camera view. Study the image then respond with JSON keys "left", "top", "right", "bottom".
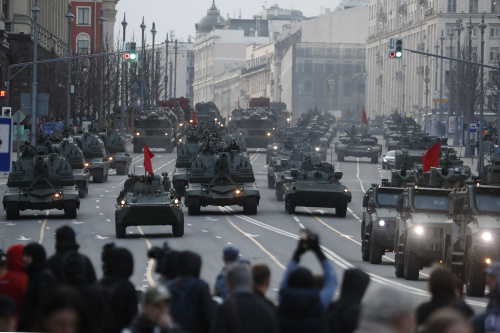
{"left": 98, "top": 10, "right": 106, "bottom": 129}
{"left": 478, "top": 15, "right": 487, "bottom": 178}
{"left": 65, "top": 5, "right": 75, "bottom": 129}
{"left": 448, "top": 28, "right": 454, "bottom": 142}
{"left": 328, "top": 76, "right": 335, "bottom": 110}
{"left": 150, "top": 22, "right": 157, "bottom": 107}
{"left": 31, "top": 0, "right": 41, "bottom": 144}
{"left": 496, "top": 12, "right": 500, "bottom": 153}
{"left": 165, "top": 34, "right": 169, "bottom": 101}
{"left": 140, "top": 18, "right": 146, "bottom": 111}
{"left": 465, "top": 16, "right": 474, "bottom": 157}
{"left": 120, "top": 14, "right": 127, "bottom": 136}
{"left": 453, "top": 18, "right": 464, "bottom": 146}
{"left": 434, "top": 40, "right": 439, "bottom": 136}
{"left": 439, "top": 30, "right": 445, "bottom": 138}
{"left": 174, "top": 39, "right": 178, "bottom": 98}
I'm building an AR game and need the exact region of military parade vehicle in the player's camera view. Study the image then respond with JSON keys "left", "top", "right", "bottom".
{"left": 335, "top": 128, "right": 382, "bottom": 163}
{"left": 3, "top": 146, "right": 80, "bottom": 219}
{"left": 282, "top": 161, "right": 351, "bottom": 216}
{"left": 393, "top": 167, "right": 470, "bottom": 280}
{"left": 132, "top": 111, "right": 176, "bottom": 153}
{"left": 74, "top": 132, "right": 110, "bottom": 183}
{"left": 393, "top": 136, "right": 444, "bottom": 170}
{"left": 185, "top": 148, "right": 260, "bottom": 215}
{"left": 52, "top": 141, "right": 91, "bottom": 198}
{"left": 171, "top": 131, "right": 202, "bottom": 196}
{"left": 194, "top": 101, "right": 222, "bottom": 126}
{"left": 115, "top": 175, "right": 184, "bottom": 238}
{"left": 98, "top": 129, "right": 132, "bottom": 175}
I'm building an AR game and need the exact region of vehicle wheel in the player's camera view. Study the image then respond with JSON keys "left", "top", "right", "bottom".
{"left": 6, "top": 202, "right": 19, "bottom": 220}
{"left": 243, "top": 196, "right": 258, "bottom": 215}
{"left": 93, "top": 170, "right": 104, "bottom": 183}
{"left": 188, "top": 196, "right": 201, "bottom": 215}
{"left": 285, "top": 196, "right": 295, "bottom": 214}
{"left": 268, "top": 177, "right": 275, "bottom": 189}
{"left": 172, "top": 216, "right": 184, "bottom": 237}
{"left": 76, "top": 181, "right": 87, "bottom": 198}
{"left": 371, "top": 154, "right": 378, "bottom": 164}
{"left": 395, "top": 252, "right": 404, "bottom": 278}
{"left": 116, "top": 163, "right": 127, "bottom": 175}
{"left": 115, "top": 220, "right": 126, "bottom": 239}
{"left": 465, "top": 251, "right": 486, "bottom": 297}
{"left": 336, "top": 203, "right": 347, "bottom": 217}
{"left": 369, "top": 231, "right": 384, "bottom": 264}
{"left": 361, "top": 240, "right": 370, "bottom": 262}
{"left": 404, "top": 239, "right": 420, "bottom": 280}
{"left": 337, "top": 151, "right": 344, "bottom": 162}
{"left": 276, "top": 186, "right": 284, "bottom": 201}
{"left": 133, "top": 144, "right": 141, "bottom": 153}
{"left": 64, "top": 201, "right": 77, "bottom": 219}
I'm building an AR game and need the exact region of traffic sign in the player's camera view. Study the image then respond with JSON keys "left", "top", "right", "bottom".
{"left": 469, "top": 122, "right": 477, "bottom": 133}
{"left": 0, "top": 116, "right": 13, "bottom": 172}
{"left": 470, "top": 117, "right": 479, "bottom": 123}
{"left": 441, "top": 102, "right": 448, "bottom": 109}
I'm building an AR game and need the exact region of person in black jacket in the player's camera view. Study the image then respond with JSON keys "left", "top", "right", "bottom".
{"left": 327, "top": 268, "right": 370, "bottom": 333}
{"left": 472, "top": 262, "right": 500, "bottom": 333}
{"left": 97, "top": 243, "right": 138, "bottom": 333}
{"left": 46, "top": 225, "right": 97, "bottom": 284}
{"left": 252, "top": 264, "right": 276, "bottom": 312}
{"left": 167, "top": 251, "right": 214, "bottom": 333}
{"left": 18, "top": 243, "right": 56, "bottom": 331}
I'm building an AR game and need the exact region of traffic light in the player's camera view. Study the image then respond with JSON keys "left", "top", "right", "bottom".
{"left": 129, "top": 42, "right": 137, "bottom": 62}
{"left": 388, "top": 37, "right": 404, "bottom": 59}
{"left": 395, "top": 38, "right": 403, "bottom": 58}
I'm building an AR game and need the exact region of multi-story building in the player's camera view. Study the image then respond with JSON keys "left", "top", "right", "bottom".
{"left": 366, "top": 0, "right": 500, "bottom": 137}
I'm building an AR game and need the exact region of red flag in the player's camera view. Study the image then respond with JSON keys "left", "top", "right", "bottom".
{"left": 422, "top": 141, "right": 441, "bottom": 173}
{"left": 191, "top": 108, "right": 197, "bottom": 127}
{"left": 143, "top": 142, "right": 155, "bottom": 175}
{"left": 362, "top": 107, "right": 368, "bottom": 125}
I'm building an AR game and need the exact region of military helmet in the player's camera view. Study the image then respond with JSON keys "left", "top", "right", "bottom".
{"left": 162, "top": 172, "right": 168, "bottom": 176}
{"left": 128, "top": 172, "right": 134, "bottom": 177}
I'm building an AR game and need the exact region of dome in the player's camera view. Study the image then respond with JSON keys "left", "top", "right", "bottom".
{"left": 196, "top": 1, "right": 225, "bottom": 33}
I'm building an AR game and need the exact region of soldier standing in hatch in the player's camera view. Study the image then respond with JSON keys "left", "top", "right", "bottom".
{"left": 162, "top": 172, "right": 171, "bottom": 191}
{"left": 133, "top": 175, "right": 149, "bottom": 194}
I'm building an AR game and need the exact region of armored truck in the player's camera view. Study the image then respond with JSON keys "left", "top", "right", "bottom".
{"left": 132, "top": 113, "right": 175, "bottom": 153}
{"left": 171, "top": 131, "right": 201, "bottom": 196}
{"left": 98, "top": 130, "right": 132, "bottom": 175}
{"left": 3, "top": 148, "right": 80, "bottom": 219}
{"left": 52, "top": 141, "right": 91, "bottom": 198}
{"left": 74, "top": 132, "right": 110, "bottom": 183}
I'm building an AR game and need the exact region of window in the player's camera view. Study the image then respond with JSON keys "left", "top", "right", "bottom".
{"left": 469, "top": 0, "right": 478, "bottom": 13}
{"left": 304, "top": 81, "right": 312, "bottom": 92}
{"left": 445, "top": 24, "right": 455, "bottom": 36}
{"left": 490, "top": 48, "right": 498, "bottom": 61}
{"left": 491, "top": 27, "right": 500, "bottom": 37}
{"left": 493, "top": 0, "right": 500, "bottom": 13}
{"left": 305, "top": 47, "right": 312, "bottom": 58}
{"left": 77, "top": 7, "right": 90, "bottom": 25}
{"left": 344, "top": 48, "right": 352, "bottom": 59}
{"left": 327, "top": 48, "right": 334, "bottom": 58}
{"left": 304, "top": 61, "right": 313, "bottom": 73}
{"left": 76, "top": 34, "right": 90, "bottom": 54}
{"left": 447, "top": 0, "right": 456, "bottom": 12}
{"left": 489, "top": 71, "right": 498, "bottom": 84}
{"left": 471, "top": 27, "right": 478, "bottom": 38}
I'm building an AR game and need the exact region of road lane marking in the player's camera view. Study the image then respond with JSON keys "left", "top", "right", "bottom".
{"left": 38, "top": 211, "right": 50, "bottom": 244}
{"left": 298, "top": 223, "right": 305, "bottom": 229}
{"left": 293, "top": 216, "right": 300, "bottom": 223}
{"left": 356, "top": 158, "right": 366, "bottom": 193}
{"left": 137, "top": 226, "right": 156, "bottom": 288}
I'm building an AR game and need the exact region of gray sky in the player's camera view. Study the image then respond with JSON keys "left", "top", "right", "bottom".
{"left": 115, "top": 0, "right": 342, "bottom": 44}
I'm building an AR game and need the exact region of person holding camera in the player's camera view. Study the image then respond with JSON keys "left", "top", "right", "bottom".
{"left": 278, "top": 230, "right": 337, "bottom": 333}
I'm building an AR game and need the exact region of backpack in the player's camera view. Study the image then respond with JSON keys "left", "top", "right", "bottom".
{"left": 168, "top": 277, "right": 199, "bottom": 330}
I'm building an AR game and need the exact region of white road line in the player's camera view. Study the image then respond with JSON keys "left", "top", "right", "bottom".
{"left": 99, "top": 213, "right": 103, "bottom": 215}
{"left": 215, "top": 236, "right": 222, "bottom": 238}
{"left": 352, "top": 214, "right": 360, "bottom": 220}
{"left": 293, "top": 216, "right": 300, "bottom": 222}
{"left": 347, "top": 208, "right": 353, "bottom": 213}
{"left": 96, "top": 206, "right": 100, "bottom": 209}
{"left": 298, "top": 223, "right": 305, "bottom": 229}
{"left": 201, "top": 230, "right": 208, "bottom": 232}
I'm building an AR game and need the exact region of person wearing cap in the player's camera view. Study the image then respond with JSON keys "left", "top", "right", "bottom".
{"left": 162, "top": 172, "right": 171, "bottom": 192}
{"left": 123, "top": 286, "right": 178, "bottom": 333}
{"left": 133, "top": 175, "right": 149, "bottom": 195}
{"left": 214, "top": 245, "right": 239, "bottom": 300}
{"left": 124, "top": 173, "right": 135, "bottom": 192}
{"left": 46, "top": 225, "right": 97, "bottom": 284}
{"left": 472, "top": 262, "right": 500, "bottom": 333}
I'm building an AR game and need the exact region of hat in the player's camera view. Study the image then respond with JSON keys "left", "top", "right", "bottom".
{"left": 162, "top": 172, "right": 168, "bottom": 176}
{"left": 55, "top": 225, "right": 78, "bottom": 251}
{"left": 128, "top": 173, "right": 134, "bottom": 177}
{"left": 485, "top": 262, "right": 500, "bottom": 275}
{"left": 144, "top": 286, "right": 171, "bottom": 304}
{"left": 223, "top": 245, "right": 239, "bottom": 262}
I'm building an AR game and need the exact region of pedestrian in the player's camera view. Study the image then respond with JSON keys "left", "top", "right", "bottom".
{"left": 327, "top": 268, "right": 370, "bottom": 333}
{"left": 0, "top": 295, "right": 17, "bottom": 332}
{"left": 278, "top": 230, "right": 337, "bottom": 333}
{"left": 472, "top": 262, "right": 500, "bottom": 333}
{"left": 210, "top": 263, "right": 278, "bottom": 333}
{"left": 167, "top": 251, "right": 214, "bottom": 333}
{"left": 162, "top": 172, "right": 171, "bottom": 192}
{"left": 46, "top": 225, "right": 97, "bottom": 284}
{"left": 252, "top": 264, "right": 276, "bottom": 311}
{"left": 18, "top": 243, "right": 56, "bottom": 331}
{"left": 415, "top": 265, "right": 473, "bottom": 329}
{"left": 33, "top": 285, "right": 96, "bottom": 333}
{"left": 62, "top": 132, "right": 74, "bottom": 144}
{"left": 97, "top": 243, "right": 138, "bottom": 333}
{"left": 123, "top": 286, "right": 179, "bottom": 333}
{"left": 353, "top": 286, "right": 415, "bottom": 333}
{"left": 423, "top": 308, "right": 473, "bottom": 333}
{"left": 214, "top": 245, "right": 240, "bottom": 300}
{"left": 0, "top": 244, "right": 28, "bottom": 318}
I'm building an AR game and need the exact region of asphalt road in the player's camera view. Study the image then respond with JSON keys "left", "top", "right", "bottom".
{"left": 0, "top": 136, "right": 489, "bottom": 314}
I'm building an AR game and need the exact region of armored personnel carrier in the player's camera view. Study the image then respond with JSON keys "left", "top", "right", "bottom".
{"left": 172, "top": 131, "right": 201, "bottom": 196}
{"left": 52, "top": 141, "right": 91, "bottom": 198}
{"left": 282, "top": 162, "right": 351, "bottom": 216}
{"left": 98, "top": 129, "right": 132, "bottom": 175}
{"left": 115, "top": 175, "right": 184, "bottom": 238}
{"left": 132, "top": 112, "right": 175, "bottom": 153}
{"left": 74, "top": 132, "right": 110, "bottom": 183}
{"left": 335, "top": 128, "right": 382, "bottom": 163}
{"left": 3, "top": 147, "right": 80, "bottom": 219}
{"left": 185, "top": 150, "right": 260, "bottom": 215}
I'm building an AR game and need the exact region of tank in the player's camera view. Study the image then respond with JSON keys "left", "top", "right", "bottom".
{"left": 2, "top": 147, "right": 80, "bottom": 219}
{"left": 335, "top": 128, "right": 382, "bottom": 163}
{"left": 132, "top": 112, "right": 175, "bottom": 153}
{"left": 172, "top": 131, "right": 202, "bottom": 196}
{"left": 52, "top": 141, "right": 91, "bottom": 198}
{"left": 98, "top": 129, "right": 132, "bottom": 175}
{"left": 74, "top": 132, "right": 110, "bottom": 183}
{"left": 282, "top": 162, "right": 352, "bottom": 216}
{"left": 184, "top": 150, "right": 260, "bottom": 215}
{"left": 115, "top": 176, "right": 184, "bottom": 238}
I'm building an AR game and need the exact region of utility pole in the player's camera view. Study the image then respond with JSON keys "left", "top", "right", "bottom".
{"left": 165, "top": 34, "right": 169, "bottom": 101}
{"left": 98, "top": 10, "right": 106, "bottom": 129}
{"left": 150, "top": 22, "right": 157, "bottom": 107}
{"left": 448, "top": 28, "right": 454, "bottom": 143}
{"left": 140, "top": 18, "right": 146, "bottom": 111}
{"left": 174, "top": 39, "right": 178, "bottom": 98}
{"left": 65, "top": 5, "right": 75, "bottom": 128}
{"left": 169, "top": 61, "right": 173, "bottom": 99}
{"left": 31, "top": 1, "right": 40, "bottom": 144}
{"left": 439, "top": 30, "right": 445, "bottom": 138}
{"left": 478, "top": 15, "right": 487, "bottom": 178}
{"left": 434, "top": 40, "right": 439, "bottom": 136}
{"left": 465, "top": 16, "right": 473, "bottom": 157}
{"left": 453, "top": 18, "right": 464, "bottom": 146}
{"left": 120, "top": 14, "right": 127, "bottom": 136}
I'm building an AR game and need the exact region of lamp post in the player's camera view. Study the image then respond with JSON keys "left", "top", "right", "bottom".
{"left": 165, "top": 34, "right": 169, "bottom": 101}
{"left": 150, "top": 22, "right": 157, "bottom": 107}
{"left": 402, "top": 63, "right": 406, "bottom": 117}
{"left": 434, "top": 40, "right": 439, "bottom": 136}
{"left": 453, "top": 19, "right": 464, "bottom": 146}
{"left": 328, "top": 76, "right": 335, "bottom": 110}
{"left": 30, "top": 0, "right": 41, "bottom": 144}
{"left": 120, "top": 14, "right": 127, "bottom": 136}
{"left": 439, "top": 30, "right": 445, "bottom": 138}
{"left": 174, "top": 39, "right": 178, "bottom": 98}
{"left": 425, "top": 62, "right": 430, "bottom": 131}
{"left": 140, "top": 18, "right": 146, "bottom": 111}
{"left": 169, "top": 60, "right": 173, "bottom": 99}
{"left": 98, "top": 10, "right": 106, "bottom": 129}
{"left": 497, "top": 12, "right": 500, "bottom": 153}
{"left": 65, "top": 5, "right": 75, "bottom": 129}
{"left": 465, "top": 17, "right": 473, "bottom": 157}
{"left": 448, "top": 29, "right": 454, "bottom": 142}
{"left": 478, "top": 15, "right": 487, "bottom": 177}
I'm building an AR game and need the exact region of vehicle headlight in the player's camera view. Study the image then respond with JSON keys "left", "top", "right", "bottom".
{"left": 482, "top": 232, "right": 493, "bottom": 241}
{"left": 174, "top": 198, "right": 179, "bottom": 204}
{"left": 165, "top": 133, "right": 169, "bottom": 136}
{"left": 54, "top": 193, "right": 60, "bottom": 198}
{"left": 235, "top": 189, "right": 241, "bottom": 194}
{"left": 179, "top": 123, "right": 183, "bottom": 126}
{"left": 108, "top": 156, "right": 113, "bottom": 161}
{"left": 415, "top": 226, "right": 424, "bottom": 235}
{"left": 267, "top": 132, "right": 271, "bottom": 137}
{"left": 367, "top": 147, "right": 371, "bottom": 151}
{"left": 84, "top": 162, "right": 90, "bottom": 167}
{"left": 274, "top": 146, "right": 278, "bottom": 150}
{"left": 378, "top": 220, "right": 386, "bottom": 227}
{"left": 315, "top": 147, "right": 320, "bottom": 151}
{"left": 135, "top": 132, "right": 140, "bottom": 136}
{"left": 383, "top": 158, "right": 388, "bottom": 162}
{"left": 343, "top": 188, "right": 349, "bottom": 193}
{"left": 120, "top": 200, "right": 126, "bottom": 205}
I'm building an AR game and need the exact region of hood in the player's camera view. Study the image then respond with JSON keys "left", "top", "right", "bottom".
{"left": 55, "top": 225, "right": 79, "bottom": 252}
{"left": 23, "top": 243, "right": 47, "bottom": 276}
{"left": 102, "top": 244, "right": 134, "bottom": 278}
{"left": 6, "top": 244, "right": 25, "bottom": 272}
{"left": 178, "top": 251, "right": 201, "bottom": 278}
{"left": 279, "top": 288, "right": 323, "bottom": 317}
{"left": 339, "top": 268, "right": 370, "bottom": 303}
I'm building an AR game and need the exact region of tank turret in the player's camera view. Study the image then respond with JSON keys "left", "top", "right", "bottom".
{"left": 74, "top": 133, "right": 110, "bottom": 183}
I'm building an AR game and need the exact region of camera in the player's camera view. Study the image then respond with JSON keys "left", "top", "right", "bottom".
{"left": 148, "top": 242, "right": 180, "bottom": 280}
{"left": 299, "top": 229, "right": 319, "bottom": 249}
